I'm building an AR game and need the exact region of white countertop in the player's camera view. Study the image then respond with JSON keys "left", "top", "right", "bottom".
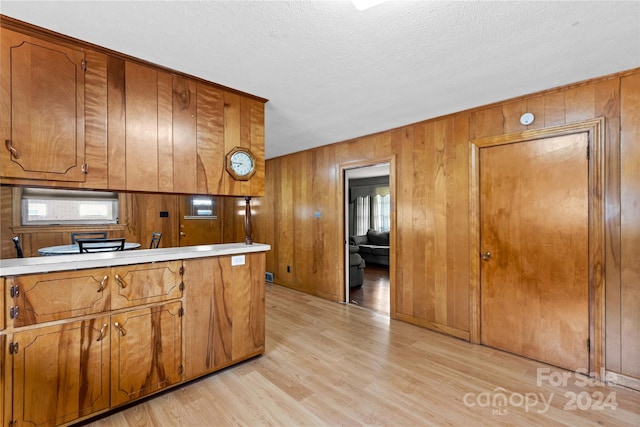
{"left": 0, "top": 243, "right": 270, "bottom": 276}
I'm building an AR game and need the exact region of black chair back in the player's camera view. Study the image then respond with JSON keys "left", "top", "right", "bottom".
{"left": 13, "top": 236, "right": 24, "bottom": 258}
{"left": 149, "top": 232, "right": 162, "bottom": 249}
{"left": 71, "top": 231, "right": 107, "bottom": 244}
{"left": 78, "top": 238, "right": 125, "bottom": 253}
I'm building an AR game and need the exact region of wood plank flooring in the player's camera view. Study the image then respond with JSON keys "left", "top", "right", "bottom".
{"left": 349, "top": 265, "right": 390, "bottom": 315}
{"left": 81, "top": 284, "right": 640, "bottom": 427}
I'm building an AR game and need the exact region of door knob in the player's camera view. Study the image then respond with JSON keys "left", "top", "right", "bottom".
{"left": 482, "top": 252, "right": 491, "bottom": 261}
{"left": 180, "top": 232, "right": 186, "bottom": 236}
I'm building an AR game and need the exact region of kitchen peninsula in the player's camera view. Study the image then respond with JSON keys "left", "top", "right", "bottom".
{"left": 0, "top": 243, "right": 269, "bottom": 426}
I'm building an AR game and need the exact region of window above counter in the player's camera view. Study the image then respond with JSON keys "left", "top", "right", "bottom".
{"left": 21, "top": 187, "right": 119, "bottom": 226}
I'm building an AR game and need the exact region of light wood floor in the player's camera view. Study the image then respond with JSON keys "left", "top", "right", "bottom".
{"left": 82, "top": 284, "right": 640, "bottom": 427}
{"left": 349, "top": 265, "right": 390, "bottom": 315}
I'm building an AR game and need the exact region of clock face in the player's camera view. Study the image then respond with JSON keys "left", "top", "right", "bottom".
{"left": 230, "top": 151, "right": 254, "bottom": 176}
{"left": 226, "top": 147, "right": 256, "bottom": 180}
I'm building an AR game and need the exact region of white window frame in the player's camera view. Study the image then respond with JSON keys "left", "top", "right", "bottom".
{"left": 21, "top": 188, "right": 119, "bottom": 226}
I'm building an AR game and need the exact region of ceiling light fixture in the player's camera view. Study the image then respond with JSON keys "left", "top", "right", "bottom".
{"left": 352, "top": 0, "right": 387, "bottom": 11}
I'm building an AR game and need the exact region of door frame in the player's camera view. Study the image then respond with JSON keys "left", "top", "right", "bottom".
{"left": 469, "top": 117, "right": 606, "bottom": 375}
{"left": 339, "top": 155, "right": 396, "bottom": 317}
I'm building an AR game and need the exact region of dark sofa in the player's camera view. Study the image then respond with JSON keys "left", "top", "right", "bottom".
{"left": 349, "top": 245, "right": 366, "bottom": 287}
{"left": 349, "top": 229, "right": 389, "bottom": 266}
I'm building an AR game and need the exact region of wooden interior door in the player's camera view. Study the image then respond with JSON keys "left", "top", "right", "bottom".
{"left": 178, "top": 195, "right": 223, "bottom": 246}
{"left": 480, "top": 132, "right": 589, "bottom": 371}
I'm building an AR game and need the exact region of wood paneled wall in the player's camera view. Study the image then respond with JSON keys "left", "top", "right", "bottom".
{"left": 619, "top": 72, "right": 640, "bottom": 380}
{"left": 254, "top": 68, "right": 640, "bottom": 383}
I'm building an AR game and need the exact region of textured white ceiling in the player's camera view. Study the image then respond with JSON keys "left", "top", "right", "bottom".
{"left": 2, "top": 1, "right": 639, "bottom": 159}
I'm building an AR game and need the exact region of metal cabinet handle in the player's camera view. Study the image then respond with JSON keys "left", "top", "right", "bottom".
{"left": 114, "top": 321, "right": 126, "bottom": 336}
{"left": 482, "top": 252, "right": 492, "bottom": 261}
{"left": 96, "top": 323, "right": 108, "bottom": 341}
{"left": 97, "top": 275, "right": 108, "bottom": 292}
{"left": 5, "top": 140, "right": 20, "bottom": 159}
{"left": 114, "top": 274, "right": 126, "bottom": 289}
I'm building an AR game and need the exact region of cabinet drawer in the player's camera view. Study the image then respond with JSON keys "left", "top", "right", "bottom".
{"left": 111, "top": 261, "right": 183, "bottom": 309}
{"left": 8, "top": 268, "right": 110, "bottom": 327}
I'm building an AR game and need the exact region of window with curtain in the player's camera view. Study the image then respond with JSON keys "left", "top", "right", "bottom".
{"left": 373, "top": 193, "right": 390, "bottom": 232}
{"left": 355, "top": 195, "right": 370, "bottom": 235}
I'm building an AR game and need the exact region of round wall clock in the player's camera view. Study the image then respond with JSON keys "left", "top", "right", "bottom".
{"left": 226, "top": 147, "right": 256, "bottom": 181}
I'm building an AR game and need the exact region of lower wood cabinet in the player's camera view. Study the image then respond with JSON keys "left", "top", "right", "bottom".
{"left": 183, "top": 253, "right": 265, "bottom": 380}
{"left": 111, "top": 301, "right": 183, "bottom": 406}
{"left": 0, "top": 279, "right": 4, "bottom": 331}
{"left": 1, "top": 335, "right": 6, "bottom": 427}
{"left": 11, "top": 317, "right": 111, "bottom": 427}
{"left": 9, "top": 268, "right": 111, "bottom": 327}
{"left": 1, "top": 251, "right": 266, "bottom": 426}
{"left": 111, "top": 261, "right": 183, "bottom": 309}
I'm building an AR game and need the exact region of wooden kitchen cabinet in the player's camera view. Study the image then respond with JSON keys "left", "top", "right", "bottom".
{"left": 111, "top": 260, "right": 183, "bottom": 309}
{"left": 126, "top": 61, "right": 169, "bottom": 192}
{"left": 0, "top": 278, "right": 4, "bottom": 331}
{"left": 171, "top": 76, "right": 198, "bottom": 193}
{"left": 2, "top": 246, "right": 267, "bottom": 426}
{"left": 11, "top": 317, "right": 111, "bottom": 427}
{"left": 183, "top": 253, "right": 265, "bottom": 380}
{"left": 110, "top": 301, "right": 183, "bottom": 406}
{"left": 1, "top": 335, "right": 6, "bottom": 427}
{"left": 0, "top": 27, "right": 86, "bottom": 182}
{"left": 1, "top": 17, "right": 265, "bottom": 194}
{"left": 197, "top": 88, "right": 265, "bottom": 196}
{"left": 8, "top": 268, "right": 111, "bottom": 327}
{"left": 107, "top": 59, "right": 172, "bottom": 192}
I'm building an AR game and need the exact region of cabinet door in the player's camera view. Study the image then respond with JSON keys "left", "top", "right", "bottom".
{"left": 0, "top": 28, "right": 86, "bottom": 182}
{"left": 172, "top": 75, "right": 197, "bottom": 193}
{"left": 12, "top": 317, "right": 110, "bottom": 427}
{"left": 9, "top": 268, "right": 110, "bottom": 327}
{"left": 0, "top": 278, "right": 4, "bottom": 331}
{"left": 182, "top": 258, "right": 216, "bottom": 379}
{"left": 111, "top": 261, "right": 183, "bottom": 309}
{"left": 121, "top": 61, "right": 174, "bottom": 192}
{"left": 195, "top": 83, "right": 225, "bottom": 194}
{"left": 183, "top": 254, "right": 265, "bottom": 379}
{"left": 214, "top": 253, "right": 265, "bottom": 366}
{"left": 1, "top": 335, "right": 7, "bottom": 427}
{"left": 111, "top": 302, "right": 183, "bottom": 406}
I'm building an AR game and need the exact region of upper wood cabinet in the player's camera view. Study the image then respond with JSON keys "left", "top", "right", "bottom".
{"left": 0, "top": 28, "right": 86, "bottom": 182}
{"left": 107, "top": 59, "right": 166, "bottom": 192}
{"left": 107, "top": 59, "right": 265, "bottom": 196}
{"left": 1, "top": 17, "right": 266, "bottom": 196}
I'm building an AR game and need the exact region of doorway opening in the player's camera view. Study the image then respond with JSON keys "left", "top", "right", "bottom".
{"left": 344, "top": 162, "right": 391, "bottom": 316}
